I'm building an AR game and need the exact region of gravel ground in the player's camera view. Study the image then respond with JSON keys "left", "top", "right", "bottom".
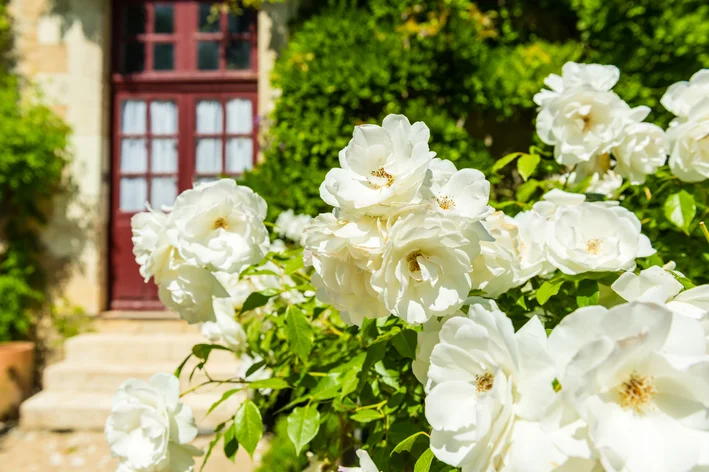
{"left": 0, "top": 424, "right": 253, "bottom": 472}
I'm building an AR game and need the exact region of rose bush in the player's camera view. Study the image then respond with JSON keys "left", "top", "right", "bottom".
{"left": 107, "top": 64, "right": 709, "bottom": 472}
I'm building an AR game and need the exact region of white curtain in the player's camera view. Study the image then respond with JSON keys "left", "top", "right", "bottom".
{"left": 196, "top": 100, "right": 223, "bottom": 133}
{"left": 151, "top": 139, "right": 177, "bottom": 173}
{"left": 151, "top": 101, "right": 177, "bottom": 135}
{"left": 226, "top": 138, "right": 253, "bottom": 172}
{"left": 226, "top": 99, "right": 253, "bottom": 134}
{"left": 122, "top": 100, "right": 146, "bottom": 134}
{"left": 120, "top": 178, "right": 147, "bottom": 212}
{"left": 151, "top": 177, "right": 177, "bottom": 210}
{"left": 120, "top": 139, "right": 147, "bottom": 172}
{"left": 196, "top": 139, "right": 222, "bottom": 172}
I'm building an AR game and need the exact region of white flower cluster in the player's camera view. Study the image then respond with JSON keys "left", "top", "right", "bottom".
{"left": 470, "top": 189, "right": 654, "bottom": 296}
{"left": 275, "top": 209, "right": 313, "bottom": 246}
{"left": 536, "top": 62, "right": 668, "bottom": 188}
{"left": 661, "top": 69, "right": 709, "bottom": 182}
{"left": 304, "top": 114, "right": 494, "bottom": 325}
{"left": 131, "top": 179, "right": 270, "bottom": 324}
{"left": 105, "top": 374, "right": 202, "bottom": 472}
{"left": 418, "top": 294, "right": 709, "bottom": 471}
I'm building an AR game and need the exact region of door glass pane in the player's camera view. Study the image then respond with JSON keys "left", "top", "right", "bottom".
{"left": 121, "top": 100, "right": 146, "bottom": 134}
{"left": 151, "top": 139, "right": 178, "bottom": 173}
{"left": 226, "top": 138, "right": 253, "bottom": 173}
{"left": 198, "top": 4, "right": 221, "bottom": 32}
{"left": 123, "top": 41, "right": 145, "bottom": 74}
{"left": 151, "top": 177, "right": 177, "bottom": 209}
{"left": 153, "top": 43, "right": 174, "bottom": 71}
{"left": 120, "top": 139, "right": 147, "bottom": 173}
{"left": 120, "top": 177, "right": 147, "bottom": 212}
{"left": 227, "top": 40, "right": 250, "bottom": 70}
{"left": 196, "top": 139, "right": 223, "bottom": 173}
{"left": 226, "top": 99, "right": 253, "bottom": 133}
{"left": 124, "top": 4, "right": 146, "bottom": 36}
{"left": 228, "top": 11, "right": 252, "bottom": 34}
{"left": 150, "top": 101, "right": 177, "bottom": 135}
{"left": 194, "top": 176, "right": 215, "bottom": 186}
{"left": 154, "top": 5, "right": 174, "bottom": 34}
{"left": 196, "top": 101, "right": 223, "bottom": 133}
{"left": 198, "top": 41, "right": 220, "bottom": 70}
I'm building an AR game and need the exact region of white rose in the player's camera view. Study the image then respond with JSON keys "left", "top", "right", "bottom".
{"left": 200, "top": 298, "right": 247, "bottom": 351}
{"left": 612, "top": 123, "right": 668, "bottom": 185}
{"left": 304, "top": 213, "right": 389, "bottom": 326}
{"left": 105, "top": 374, "right": 201, "bottom": 472}
{"left": 171, "top": 179, "right": 269, "bottom": 274}
{"left": 426, "top": 157, "right": 458, "bottom": 193}
{"left": 275, "top": 210, "right": 313, "bottom": 246}
{"left": 549, "top": 302, "right": 709, "bottom": 472}
{"left": 338, "top": 450, "right": 379, "bottom": 472}
{"left": 426, "top": 168, "right": 493, "bottom": 221}
{"left": 545, "top": 200, "right": 655, "bottom": 275}
{"left": 661, "top": 69, "right": 709, "bottom": 118}
{"left": 131, "top": 205, "right": 179, "bottom": 284}
{"left": 158, "top": 265, "right": 228, "bottom": 324}
{"left": 470, "top": 212, "right": 520, "bottom": 298}
{"left": 535, "top": 63, "right": 649, "bottom": 166}
{"left": 370, "top": 211, "right": 486, "bottom": 324}
{"left": 667, "top": 98, "right": 709, "bottom": 182}
{"left": 425, "top": 303, "right": 569, "bottom": 471}
{"left": 320, "top": 114, "right": 434, "bottom": 216}
{"left": 513, "top": 209, "right": 554, "bottom": 280}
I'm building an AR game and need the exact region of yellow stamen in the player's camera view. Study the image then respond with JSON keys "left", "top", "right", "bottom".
{"left": 619, "top": 372, "right": 657, "bottom": 414}
{"left": 213, "top": 217, "right": 229, "bottom": 230}
{"left": 407, "top": 250, "right": 423, "bottom": 272}
{"left": 586, "top": 239, "right": 602, "bottom": 255}
{"left": 476, "top": 372, "right": 495, "bottom": 393}
{"left": 436, "top": 195, "right": 455, "bottom": 210}
{"left": 371, "top": 167, "right": 395, "bottom": 187}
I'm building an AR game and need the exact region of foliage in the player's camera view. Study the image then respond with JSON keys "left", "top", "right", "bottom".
{"left": 0, "top": 74, "right": 72, "bottom": 342}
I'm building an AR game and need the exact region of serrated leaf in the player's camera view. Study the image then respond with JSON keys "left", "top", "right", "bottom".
{"left": 414, "top": 449, "right": 435, "bottom": 472}
{"left": 247, "top": 378, "right": 290, "bottom": 390}
{"left": 664, "top": 191, "right": 696, "bottom": 235}
{"left": 350, "top": 409, "right": 383, "bottom": 423}
{"left": 285, "top": 305, "right": 314, "bottom": 362}
{"left": 391, "top": 329, "right": 417, "bottom": 359}
{"left": 207, "top": 388, "right": 243, "bottom": 416}
{"left": 223, "top": 422, "right": 239, "bottom": 462}
{"left": 391, "top": 431, "right": 427, "bottom": 455}
{"left": 517, "top": 153, "right": 540, "bottom": 181}
{"left": 240, "top": 289, "right": 280, "bottom": 313}
{"left": 287, "top": 404, "right": 320, "bottom": 456}
{"left": 234, "top": 400, "right": 263, "bottom": 457}
{"left": 310, "top": 374, "right": 341, "bottom": 400}
{"left": 537, "top": 279, "right": 564, "bottom": 305}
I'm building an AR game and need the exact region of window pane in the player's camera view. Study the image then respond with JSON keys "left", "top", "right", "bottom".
{"left": 120, "top": 177, "right": 147, "bottom": 212}
{"left": 150, "top": 101, "right": 177, "bottom": 135}
{"left": 194, "top": 176, "right": 215, "bottom": 187}
{"left": 123, "top": 41, "right": 145, "bottom": 74}
{"left": 196, "top": 139, "right": 223, "bottom": 173}
{"left": 196, "top": 101, "right": 223, "bottom": 133}
{"left": 228, "top": 11, "right": 252, "bottom": 33}
{"left": 151, "top": 139, "right": 178, "bottom": 173}
{"left": 154, "top": 5, "right": 174, "bottom": 34}
{"left": 153, "top": 43, "right": 174, "bottom": 71}
{"left": 124, "top": 4, "right": 146, "bottom": 36}
{"left": 226, "top": 99, "right": 253, "bottom": 133}
{"left": 121, "top": 100, "right": 146, "bottom": 134}
{"left": 226, "top": 138, "right": 253, "bottom": 173}
{"left": 121, "top": 139, "right": 148, "bottom": 173}
{"left": 199, "top": 4, "right": 221, "bottom": 32}
{"left": 227, "top": 40, "right": 250, "bottom": 70}
{"left": 151, "top": 177, "right": 177, "bottom": 209}
{"left": 198, "top": 41, "right": 220, "bottom": 70}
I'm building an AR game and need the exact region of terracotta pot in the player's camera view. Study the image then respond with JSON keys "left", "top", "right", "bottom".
{"left": 0, "top": 341, "right": 35, "bottom": 419}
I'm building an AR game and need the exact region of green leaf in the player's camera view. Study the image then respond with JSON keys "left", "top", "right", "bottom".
{"left": 358, "top": 339, "right": 388, "bottom": 390}
{"left": 537, "top": 279, "right": 564, "bottom": 305}
{"left": 223, "top": 422, "right": 239, "bottom": 462}
{"left": 492, "top": 152, "right": 523, "bottom": 173}
{"left": 247, "top": 378, "right": 290, "bottom": 390}
{"left": 664, "top": 191, "right": 696, "bottom": 235}
{"left": 350, "top": 409, "right": 383, "bottom": 423}
{"left": 174, "top": 353, "right": 193, "bottom": 378}
{"left": 287, "top": 404, "right": 321, "bottom": 456}
{"left": 516, "top": 179, "right": 540, "bottom": 202}
{"left": 192, "top": 343, "right": 233, "bottom": 361}
{"left": 576, "top": 279, "right": 599, "bottom": 307}
{"left": 207, "top": 388, "right": 243, "bottom": 416}
{"left": 200, "top": 431, "right": 224, "bottom": 472}
{"left": 391, "top": 431, "right": 427, "bottom": 455}
{"left": 391, "top": 329, "right": 417, "bottom": 359}
{"left": 414, "top": 449, "right": 435, "bottom": 472}
{"left": 517, "top": 153, "right": 540, "bottom": 182}
{"left": 234, "top": 400, "right": 263, "bottom": 457}
{"left": 285, "top": 305, "right": 314, "bottom": 362}
{"left": 240, "top": 289, "right": 280, "bottom": 313}
{"left": 310, "top": 374, "right": 341, "bottom": 400}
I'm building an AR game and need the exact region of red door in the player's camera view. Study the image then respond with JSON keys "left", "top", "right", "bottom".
{"left": 110, "top": 1, "right": 258, "bottom": 310}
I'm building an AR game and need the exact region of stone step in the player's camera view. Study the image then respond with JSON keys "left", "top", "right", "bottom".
{"left": 43, "top": 361, "right": 240, "bottom": 394}
{"left": 20, "top": 389, "right": 244, "bottom": 432}
{"left": 64, "top": 333, "right": 233, "bottom": 365}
